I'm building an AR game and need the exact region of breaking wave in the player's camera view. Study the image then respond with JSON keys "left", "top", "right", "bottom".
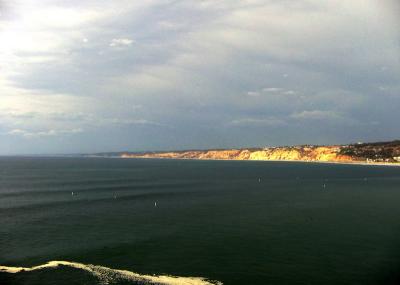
{"left": 0, "top": 260, "right": 222, "bottom": 285}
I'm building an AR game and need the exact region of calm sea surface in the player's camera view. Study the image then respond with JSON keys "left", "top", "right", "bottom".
{"left": 1, "top": 157, "right": 400, "bottom": 285}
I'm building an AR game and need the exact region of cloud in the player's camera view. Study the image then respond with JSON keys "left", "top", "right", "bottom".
{"left": 262, "top": 88, "right": 282, "bottom": 93}
{"left": 290, "top": 110, "right": 343, "bottom": 121}
{"left": 230, "top": 117, "right": 286, "bottom": 127}
{"left": 283, "top": 90, "right": 296, "bottom": 95}
{"left": 8, "top": 128, "right": 83, "bottom": 138}
{"left": 245, "top": 87, "right": 297, "bottom": 98}
{"left": 97, "top": 118, "right": 169, "bottom": 127}
{"left": 0, "top": 0, "right": 399, "bottom": 153}
{"left": 246, "top": 91, "right": 260, "bottom": 97}
{"left": 109, "top": 38, "right": 134, "bottom": 47}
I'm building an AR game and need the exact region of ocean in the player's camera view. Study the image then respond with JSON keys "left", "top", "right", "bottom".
{"left": 1, "top": 157, "right": 400, "bottom": 285}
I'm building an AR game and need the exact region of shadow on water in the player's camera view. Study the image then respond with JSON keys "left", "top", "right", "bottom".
{"left": 0, "top": 267, "right": 97, "bottom": 285}
{"left": 373, "top": 247, "right": 400, "bottom": 285}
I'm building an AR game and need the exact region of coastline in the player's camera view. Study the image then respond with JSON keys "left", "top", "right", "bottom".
{"left": 120, "top": 156, "right": 400, "bottom": 167}
{"left": 117, "top": 140, "right": 400, "bottom": 166}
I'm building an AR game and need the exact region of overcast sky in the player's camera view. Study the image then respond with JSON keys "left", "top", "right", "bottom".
{"left": 0, "top": 0, "right": 399, "bottom": 154}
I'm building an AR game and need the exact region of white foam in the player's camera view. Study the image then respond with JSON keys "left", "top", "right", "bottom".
{"left": 0, "top": 260, "right": 222, "bottom": 285}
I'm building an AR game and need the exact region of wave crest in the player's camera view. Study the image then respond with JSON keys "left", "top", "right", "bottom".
{"left": 0, "top": 260, "right": 222, "bottom": 285}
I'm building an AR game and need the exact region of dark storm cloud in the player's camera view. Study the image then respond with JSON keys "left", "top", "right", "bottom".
{"left": 0, "top": 0, "right": 399, "bottom": 154}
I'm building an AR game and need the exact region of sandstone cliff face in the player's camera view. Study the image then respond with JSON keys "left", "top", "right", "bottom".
{"left": 109, "top": 140, "right": 400, "bottom": 164}
{"left": 121, "top": 145, "right": 354, "bottom": 163}
{"left": 310, "top": 147, "right": 353, "bottom": 162}
{"left": 233, "top": 147, "right": 353, "bottom": 162}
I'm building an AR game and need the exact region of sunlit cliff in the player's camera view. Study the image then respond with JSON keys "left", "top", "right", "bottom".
{"left": 119, "top": 140, "right": 400, "bottom": 164}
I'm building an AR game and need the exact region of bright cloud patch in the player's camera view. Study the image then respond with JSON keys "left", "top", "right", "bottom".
{"left": 109, "top": 38, "right": 134, "bottom": 47}
{"left": 8, "top": 128, "right": 83, "bottom": 138}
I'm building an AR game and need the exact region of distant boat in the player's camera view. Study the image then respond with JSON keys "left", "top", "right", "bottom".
{"left": 154, "top": 202, "right": 157, "bottom": 207}
{"left": 71, "top": 192, "right": 74, "bottom": 196}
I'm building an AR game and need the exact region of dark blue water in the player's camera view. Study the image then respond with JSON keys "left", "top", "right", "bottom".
{"left": 1, "top": 157, "right": 400, "bottom": 285}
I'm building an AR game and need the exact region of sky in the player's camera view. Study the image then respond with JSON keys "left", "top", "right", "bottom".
{"left": 0, "top": 0, "right": 399, "bottom": 154}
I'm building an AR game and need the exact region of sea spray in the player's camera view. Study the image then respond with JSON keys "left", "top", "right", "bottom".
{"left": 0, "top": 261, "right": 222, "bottom": 285}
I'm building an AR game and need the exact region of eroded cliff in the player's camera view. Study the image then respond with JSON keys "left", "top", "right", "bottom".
{"left": 119, "top": 140, "right": 400, "bottom": 164}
